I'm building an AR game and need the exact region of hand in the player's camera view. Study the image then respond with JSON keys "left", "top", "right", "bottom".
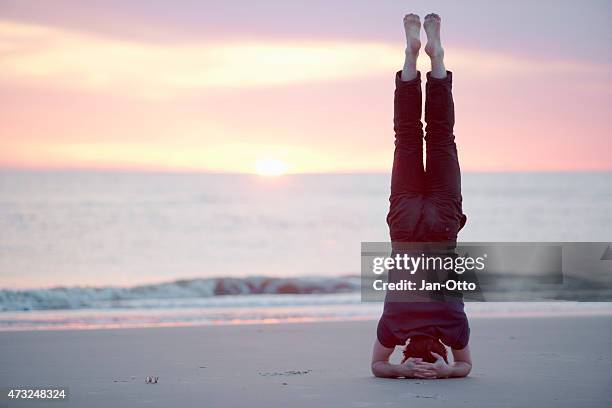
{"left": 414, "top": 352, "right": 453, "bottom": 379}
{"left": 399, "top": 357, "right": 437, "bottom": 379}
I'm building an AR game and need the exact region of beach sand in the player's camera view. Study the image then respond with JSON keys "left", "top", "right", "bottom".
{"left": 1, "top": 316, "right": 611, "bottom": 407}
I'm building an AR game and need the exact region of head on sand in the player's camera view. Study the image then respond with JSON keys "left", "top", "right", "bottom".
{"left": 402, "top": 335, "right": 449, "bottom": 364}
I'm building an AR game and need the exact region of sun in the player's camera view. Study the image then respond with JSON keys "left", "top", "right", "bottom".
{"left": 254, "top": 158, "right": 288, "bottom": 176}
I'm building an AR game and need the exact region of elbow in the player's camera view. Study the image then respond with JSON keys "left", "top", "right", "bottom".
{"left": 449, "top": 361, "right": 472, "bottom": 378}
{"left": 461, "top": 362, "right": 473, "bottom": 378}
{"left": 371, "top": 363, "right": 382, "bottom": 378}
{"left": 370, "top": 362, "right": 386, "bottom": 378}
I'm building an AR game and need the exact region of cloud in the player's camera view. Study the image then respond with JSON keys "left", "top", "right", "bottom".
{"left": 0, "top": 21, "right": 398, "bottom": 99}
{"left": 1, "top": 20, "right": 608, "bottom": 100}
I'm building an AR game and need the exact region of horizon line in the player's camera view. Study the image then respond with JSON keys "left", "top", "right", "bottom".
{"left": 1, "top": 166, "right": 611, "bottom": 176}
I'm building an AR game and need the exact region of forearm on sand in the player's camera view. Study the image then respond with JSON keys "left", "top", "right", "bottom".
{"left": 449, "top": 361, "right": 472, "bottom": 378}
{"left": 372, "top": 361, "right": 412, "bottom": 378}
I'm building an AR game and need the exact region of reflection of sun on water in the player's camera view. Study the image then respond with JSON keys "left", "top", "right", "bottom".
{"left": 254, "top": 158, "right": 288, "bottom": 177}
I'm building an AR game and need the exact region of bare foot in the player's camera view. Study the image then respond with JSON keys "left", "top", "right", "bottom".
{"left": 423, "top": 13, "right": 444, "bottom": 60}
{"left": 423, "top": 13, "right": 446, "bottom": 78}
{"left": 403, "top": 14, "right": 421, "bottom": 57}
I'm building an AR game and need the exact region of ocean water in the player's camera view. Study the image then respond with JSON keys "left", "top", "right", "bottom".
{"left": 0, "top": 171, "right": 611, "bottom": 330}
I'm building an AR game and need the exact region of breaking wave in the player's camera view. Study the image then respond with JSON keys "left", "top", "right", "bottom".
{"left": 0, "top": 276, "right": 361, "bottom": 311}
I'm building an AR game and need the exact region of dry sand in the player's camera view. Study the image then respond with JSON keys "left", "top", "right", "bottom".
{"left": 1, "top": 315, "right": 611, "bottom": 407}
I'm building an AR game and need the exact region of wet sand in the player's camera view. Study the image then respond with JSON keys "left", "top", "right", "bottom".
{"left": 1, "top": 315, "right": 611, "bottom": 407}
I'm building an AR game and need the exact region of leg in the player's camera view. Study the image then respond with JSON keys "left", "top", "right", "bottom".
{"left": 423, "top": 14, "right": 466, "bottom": 230}
{"left": 390, "top": 14, "right": 425, "bottom": 198}
{"left": 388, "top": 14, "right": 427, "bottom": 241}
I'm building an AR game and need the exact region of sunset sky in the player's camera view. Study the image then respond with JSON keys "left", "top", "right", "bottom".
{"left": 0, "top": 0, "right": 610, "bottom": 173}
